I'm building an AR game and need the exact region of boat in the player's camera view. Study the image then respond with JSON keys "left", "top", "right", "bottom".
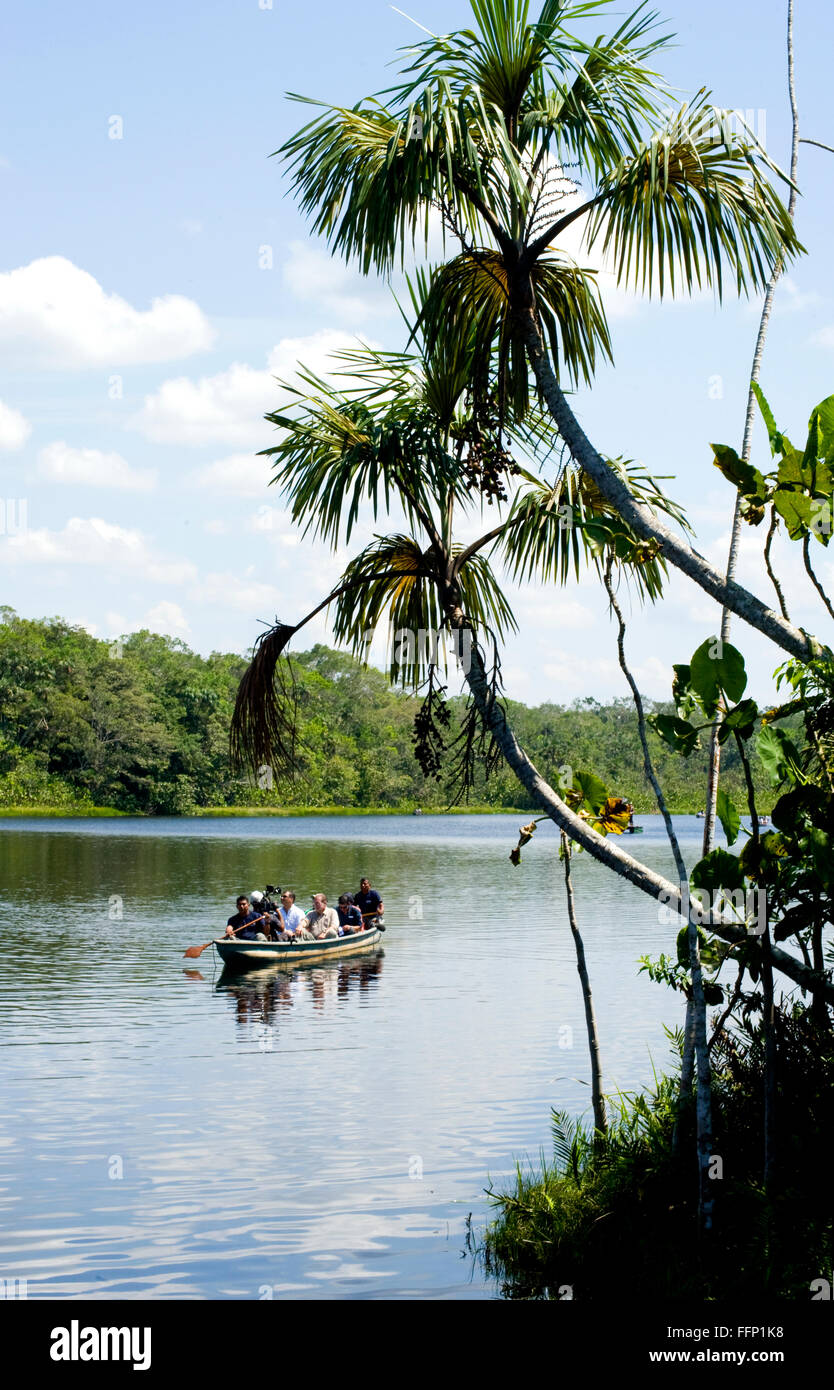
{"left": 213, "top": 923, "right": 385, "bottom": 970}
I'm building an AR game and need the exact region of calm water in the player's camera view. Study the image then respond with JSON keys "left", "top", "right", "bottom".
{"left": 0, "top": 813, "right": 721, "bottom": 1300}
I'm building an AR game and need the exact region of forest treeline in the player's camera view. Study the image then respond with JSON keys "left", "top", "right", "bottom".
{"left": 0, "top": 608, "right": 774, "bottom": 815}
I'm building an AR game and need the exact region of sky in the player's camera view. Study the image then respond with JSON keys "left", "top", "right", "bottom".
{"left": 1, "top": 0, "right": 833, "bottom": 707}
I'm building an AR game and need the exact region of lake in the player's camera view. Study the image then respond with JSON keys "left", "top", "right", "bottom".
{"left": 0, "top": 813, "right": 720, "bottom": 1300}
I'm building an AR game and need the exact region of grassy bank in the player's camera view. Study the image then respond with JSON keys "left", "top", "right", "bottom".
{"left": 482, "top": 1011, "right": 833, "bottom": 1300}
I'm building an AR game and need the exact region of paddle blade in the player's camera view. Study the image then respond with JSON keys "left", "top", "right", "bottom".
{"left": 183, "top": 943, "right": 209, "bottom": 958}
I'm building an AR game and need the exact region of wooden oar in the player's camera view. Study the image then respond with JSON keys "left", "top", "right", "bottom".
{"left": 183, "top": 913, "right": 269, "bottom": 959}
{"left": 359, "top": 908, "right": 386, "bottom": 932}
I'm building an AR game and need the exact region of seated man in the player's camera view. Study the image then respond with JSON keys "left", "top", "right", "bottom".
{"left": 224, "top": 895, "right": 268, "bottom": 941}
{"left": 336, "top": 893, "right": 363, "bottom": 935}
{"left": 355, "top": 877, "right": 384, "bottom": 925}
{"left": 306, "top": 893, "right": 340, "bottom": 939}
{"left": 276, "top": 889, "right": 308, "bottom": 940}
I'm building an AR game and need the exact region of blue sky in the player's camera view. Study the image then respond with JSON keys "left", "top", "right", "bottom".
{"left": 1, "top": 0, "right": 833, "bottom": 705}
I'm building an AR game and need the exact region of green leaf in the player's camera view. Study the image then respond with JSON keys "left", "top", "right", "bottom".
{"left": 649, "top": 713, "right": 700, "bottom": 756}
{"left": 811, "top": 393, "right": 834, "bottom": 464}
{"left": 756, "top": 724, "right": 802, "bottom": 786}
{"left": 691, "top": 848, "right": 746, "bottom": 893}
{"left": 690, "top": 638, "right": 747, "bottom": 713}
{"left": 710, "top": 443, "right": 767, "bottom": 503}
{"left": 565, "top": 768, "right": 609, "bottom": 814}
{"left": 753, "top": 383, "right": 784, "bottom": 456}
{"left": 716, "top": 787, "right": 740, "bottom": 846}
{"left": 773, "top": 485, "right": 813, "bottom": 540}
{"left": 718, "top": 697, "right": 759, "bottom": 744}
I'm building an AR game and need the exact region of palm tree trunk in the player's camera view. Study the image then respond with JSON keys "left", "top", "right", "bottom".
{"left": 703, "top": 0, "right": 801, "bottom": 857}
{"left": 561, "top": 831, "right": 607, "bottom": 1133}
{"left": 442, "top": 600, "right": 834, "bottom": 1005}
{"left": 518, "top": 312, "right": 814, "bottom": 665}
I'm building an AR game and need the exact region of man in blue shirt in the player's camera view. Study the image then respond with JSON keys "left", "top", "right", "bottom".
{"left": 337, "top": 894, "right": 363, "bottom": 934}
{"left": 224, "top": 895, "right": 267, "bottom": 941}
{"left": 355, "top": 878, "right": 384, "bottom": 924}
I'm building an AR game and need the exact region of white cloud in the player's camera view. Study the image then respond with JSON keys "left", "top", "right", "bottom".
{"left": 810, "top": 323, "right": 834, "bottom": 349}
{"left": 128, "top": 332, "right": 363, "bottom": 447}
{"left": 0, "top": 398, "right": 31, "bottom": 450}
{"left": 143, "top": 600, "right": 191, "bottom": 637}
{"left": 0, "top": 257, "right": 215, "bottom": 368}
{"left": 517, "top": 595, "right": 596, "bottom": 630}
{"left": 36, "top": 441, "right": 156, "bottom": 491}
{"left": 542, "top": 649, "right": 672, "bottom": 699}
{"left": 282, "top": 241, "right": 393, "bottom": 322}
{"left": 0, "top": 517, "right": 196, "bottom": 586}
{"left": 190, "top": 570, "right": 284, "bottom": 612}
{"left": 189, "top": 452, "right": 274, "bottom": 498}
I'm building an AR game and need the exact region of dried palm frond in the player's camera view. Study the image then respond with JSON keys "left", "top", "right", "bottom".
{"left": 229, "top": 621, "right": 300, "bottom": 777}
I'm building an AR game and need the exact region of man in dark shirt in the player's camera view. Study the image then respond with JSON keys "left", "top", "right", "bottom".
{"left": 355, "top": 877, "right": 384, "bottom": 923}
{"left": 224, "top": 895, "right": 267, "bottom": 941}
{"left": 337, "top": 894, "right": 363, "bottom": 934}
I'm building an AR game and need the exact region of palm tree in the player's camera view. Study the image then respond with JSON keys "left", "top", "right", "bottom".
{"left": 231, "top": 322, "right": 685, "bottom": 1134}
{"left": 279, "top": 0, "right": 818, "bottom": 665}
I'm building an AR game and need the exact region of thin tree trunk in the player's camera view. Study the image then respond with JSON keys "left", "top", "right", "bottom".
{"left": 762, "top": 925, "right": 777, "bottom": 1190}
{"left": 674, "top": 997, "right": 697, "bottom": 1156}
{"left": 803, "top": 533, "right": 834, "bottom": 621}
{"left": 688, "top": 906, "right": 715, "bottom": 1232}
{"left": 560, "top": 831, "right": 607, "bottom": 1133}
{"left": 764, "top": 509, "right": 791, "bottom": 619}
{"left": 603, "top": 560, "right": 688, "bottom": 885}
{"left": 734, "top": 730, "right": 776, "bottom": 1189}
{"left": 703, "top": 0, "right": 800, "bottom": 856}
{"left": 602, "top": 561, "right": 710, "bottom": 1160}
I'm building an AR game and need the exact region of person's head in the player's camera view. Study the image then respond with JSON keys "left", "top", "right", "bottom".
{"left": 338, "top": 894, "right": 351, "bottom": 908}
{"left": 236, "top": 895, "right": 250, "bottom": 913}
{"left": 281, "top": 890, "right": 296, "bottom": 907}
{"left": 359, "top": 878, "right": 371, "bottom": 893}
{"left": 312, "top": 893, "right": 327, "bottom": 913}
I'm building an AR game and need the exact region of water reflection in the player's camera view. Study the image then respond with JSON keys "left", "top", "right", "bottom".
{"left": 216, "top": 953, "right": 385, "bottom": 1041}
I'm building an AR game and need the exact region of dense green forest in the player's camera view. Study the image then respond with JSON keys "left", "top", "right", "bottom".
{"left": 0, "top": 608, "right": 773, "bottom": 815}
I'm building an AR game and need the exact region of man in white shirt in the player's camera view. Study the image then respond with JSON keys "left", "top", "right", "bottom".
{"left": 277, "top": 890, "right": 311, "bottom": 939}
{"left": 306, "top": 893, "right": 340, "bottom": 939}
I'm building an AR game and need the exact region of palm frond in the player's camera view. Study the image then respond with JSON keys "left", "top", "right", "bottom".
{"left": 229, "top": 622, "right": 300, "bottom": 776}
{"left": 418, "top": 248, "right": 612, "bottom": 410}
{"left": 586, "top": 92, "right": 802, "bottom": 298}
{"left": 499, "top": 456, "right": 689, "bottom": 598}
{"left": 261, "top": 353, "right": 468, "bottom": 548}
{"left": 330, "top": 533, "right": 517, "bottom": 687}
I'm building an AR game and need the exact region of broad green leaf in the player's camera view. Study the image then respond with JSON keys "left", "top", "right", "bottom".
{"left": 716, "top": 787, "right": 740, "bottom": 846}
{"left": 690, "top": 638, "right": 747, "bottom": 712}
{"left": 649, "top": 713, "right": 700, "bottom": 756}
{"left": 773, "top": 486, "right": 813, "bottom": 539}
{"left": 566, "top": 768, "right": 609, "bottom": 814}
{"left": 718, "top": 697, "right": 759, "bottom": 744}
{"left": 691, "top": 848, "right": 746, "bottom": 893}
{"left": 756, "top": 723, "right": 802, "bottom": 785}
{"left": 776, "top": 446, "right": 805, "bottom": 488}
